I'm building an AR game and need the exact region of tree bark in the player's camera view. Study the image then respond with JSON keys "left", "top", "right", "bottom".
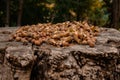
{"left": 103, "top": 0, "right": 120, "bottom": 29}
{"left": 5, "top": 0, "right": 10, "bottom": 27}
{"left": 103, "top": 0, "right": 112, "bottom": 27}
{"left": 76, "top": 0, "right": 80, "bottom": 21}
{"left": 0, "top": 27, "right": 120, "bottom": 80}
{"left": 17, "top": 0, "right": 23, "bottom": 27}
{"left": 112, "top": 0, "right": 120, "bottom": 29}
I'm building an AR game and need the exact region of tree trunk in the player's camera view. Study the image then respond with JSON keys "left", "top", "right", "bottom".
{"left": 112, "top": 0, "right": 120, "bottom": 29}
{"left": 76, "top": 0, "right": 80, "bottom": 21}
{"left": 103, "top": 0, "right": 112, "bottom": 27}
{"left": 17, "top": 0, "right": 23, "bottom": 27}
{"left": 5, "top": 0, "right": 10, "bottom": 27}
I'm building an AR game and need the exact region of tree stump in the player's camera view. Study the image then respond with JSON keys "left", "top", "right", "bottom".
{"left": 0, "top": 27, "right": 120, "bottom": 80}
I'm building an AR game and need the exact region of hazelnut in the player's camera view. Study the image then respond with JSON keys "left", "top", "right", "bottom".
{"left": 15, "top": 37, "right": 21, "bottom": 41}
{"left": 21, "top": 38, "right": 28, "bottom": 43}
{"left": 82, "top": 40, "right": 88, "bottom": 45}
{"left": 34, "top": 40, "right": 42, "bottom": 45}
{"left": 88, "top": 39, "right": 95, "bottom": 47}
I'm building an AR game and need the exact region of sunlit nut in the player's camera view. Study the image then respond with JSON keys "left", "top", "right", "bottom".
{"left": 81, "top": 40, "right": 88, "bottom": 45}
{"left": 91, "top": 37, "right": 96, "bottom": 43}
{"left": 16, "top": 28, "right": 23, "bottom": 33}
{"left": 61, "top": 36, "right": 72, "bottom": 42}
{"left": 17, "top": 33, "right": 22, "bottom": 37}
{"left": 27, "top": 37, "right": 32, "bottom": 42}
{"left": 31, "top": 39, "right": 35, "bottom": 43}
{"left": 95, "top": 28, "right": 100, "bottom": 32}
{"left": 62, "top": 41, "right": 69, "bottom": 46}
{"left": 9, "top": 36, "right": 14, "bottom": 41}
{"left": 41, "top": 37, "right": 47, "bottom": 42}
{"left": 93, "top": 32, "right": 99, "bottom": 36}
{"left": 73, "top": 32, "right": 80, "bottom": 43}
{"left": 26, "top": 32, "right": 32, "bottom": 37}
{"left": 82, "top": 22, "right": 89, "bottom": 30}
{"left": 15, "top": 37, "right": 21, "bottom": 41}
{"left": 33, "top": 34, "right": 39, "bottom": 39}
{"left": 78, "top": 33, "right": 84, "bottom": 39}
{"left": 21, "top": 38, "right": 28, "bottom": 43}
{"left": 11, "top": 34, "right": 17, "bottom": 39}
{"left": 21, "top": 32, "right": 27, "bottom": 37}
{"left": 34, "top": 40, "right": 42, "bottom": 45}
{"left": 52, "top": 32, "right": 69, "bottom": 39}
{"left": 48, "top": 39, "right": 58, "bottom": 46}
{"left": 88, "top": 39, "right": 95, "bottom": 47}
{"left": 52, "top": 34, "right": 60, "bottom": 39}
{"left": 42, "top": 32, "right": 47, "bottom": 37}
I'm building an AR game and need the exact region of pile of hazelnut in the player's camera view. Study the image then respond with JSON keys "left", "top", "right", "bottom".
{"left": 11, "top": 21, "right": 100, "bottom": 47}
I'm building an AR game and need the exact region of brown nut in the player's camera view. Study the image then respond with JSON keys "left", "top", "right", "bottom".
{"left": 81, "top": 40, "right": 88, "bottom": 45}
{"left": 21, "top": 38, "right": 28, "bottom": 43}
{"left": 15, "top": 37, "right": 21, "bottom": 41}
{"left": 88, "top": 39, "right": 95, "bottom": 47}
{"left": 34, "top": 40, "right": 42, "bottom": 45}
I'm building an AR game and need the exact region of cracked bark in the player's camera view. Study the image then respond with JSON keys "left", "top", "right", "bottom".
{"left": 0, "top": 27, "right": 120, "bottom": 80}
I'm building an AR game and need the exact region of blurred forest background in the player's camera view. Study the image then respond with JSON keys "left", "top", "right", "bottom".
{"left": 0, "top": 0, "right": 120, "bottom": 29}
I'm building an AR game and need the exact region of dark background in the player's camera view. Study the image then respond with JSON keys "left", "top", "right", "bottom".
{"left": 0, "top": 0, "right": 120, "bottom": 29}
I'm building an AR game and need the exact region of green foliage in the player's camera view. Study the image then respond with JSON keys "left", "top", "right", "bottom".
{"left": 0, "top": 0, "right": 108, "bottom": 27}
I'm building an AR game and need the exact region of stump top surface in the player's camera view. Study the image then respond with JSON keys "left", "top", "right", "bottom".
{"left": 0, "top": 27, "right": 120, "bottom": 57}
